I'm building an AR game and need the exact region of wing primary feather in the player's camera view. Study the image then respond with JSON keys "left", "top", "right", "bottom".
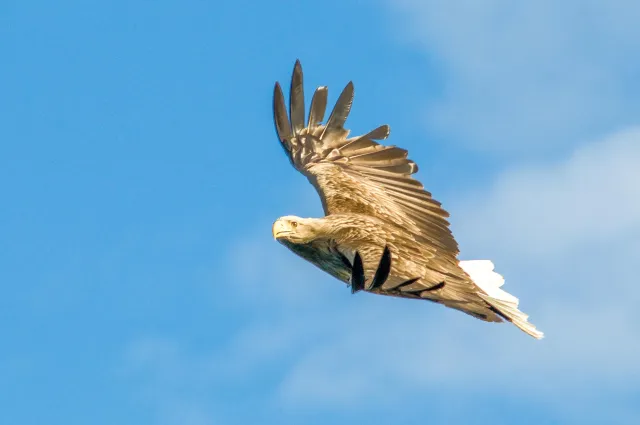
{"left": 364, "top": 125, "right": 390, "bottom": 140}
{"left": 321, "top": 81, "right": 354, "bottom": 139}
{"left": 368, "top": 246, "right": 392, "bottom": 290}
{"left": 351, "top": 158, "right": 412, "bottom": 168}
{"left": 308, "top": 86, "right": 328, "bottom": 130}
{"left": 340, "top": 126, "right": 390, "bottom": 153}
{"left": 339, "top": 137, "right": 377, "bottom": 155}
{"left": 273, "top": 82, "right": 292, "bottom": 144}
{"left": 351, "top": 251, "right": 365, "bottom": 294}
{"left": 349, "top": 146, "right": 408, "bottom": 161}
{"left": 289, "top": 60, "right": 305, "bottom": 134}
{"left": 374, "top": 163, "right": 418, "bottom": 175}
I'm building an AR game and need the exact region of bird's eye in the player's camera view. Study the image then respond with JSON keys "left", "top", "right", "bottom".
{"left": 291, "top": 221, "right": 298, "bottom": 228}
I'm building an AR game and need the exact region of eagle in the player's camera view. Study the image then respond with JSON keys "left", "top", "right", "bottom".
{"left": 271, "top": 60, "right": 543, "bottom": 339}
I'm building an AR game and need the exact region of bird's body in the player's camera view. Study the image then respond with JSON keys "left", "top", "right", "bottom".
{"left": 271, "top": 61, "right": 543, "bottom": 339}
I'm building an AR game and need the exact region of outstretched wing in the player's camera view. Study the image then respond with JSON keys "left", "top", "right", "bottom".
{"left": 273, "top": 60, "right": 458, "bottom": 257}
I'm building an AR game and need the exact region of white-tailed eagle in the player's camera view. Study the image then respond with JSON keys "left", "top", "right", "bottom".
{"left": 271, "top": 61, "right": 543, "bottom": 339}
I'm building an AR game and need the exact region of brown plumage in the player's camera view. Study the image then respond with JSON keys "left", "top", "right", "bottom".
{"left": 271, "top": 60, "right": 543, "bottom": 339}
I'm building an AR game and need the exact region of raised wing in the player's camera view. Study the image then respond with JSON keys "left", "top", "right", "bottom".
{"left": 273, "top": 60, "right": 459, "bottom": 256}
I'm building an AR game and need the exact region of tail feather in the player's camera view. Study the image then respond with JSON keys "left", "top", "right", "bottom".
{"left": 459, "top": 260, "right": 544, "bottom": 339}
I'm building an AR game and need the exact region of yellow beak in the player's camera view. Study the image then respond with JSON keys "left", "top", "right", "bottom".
{"left": 272, "top": 220, "right": 286, "bottom": 239}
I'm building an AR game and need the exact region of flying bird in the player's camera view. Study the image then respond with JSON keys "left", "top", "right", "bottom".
{"left": 271, "top": 61, "right": 543, "bottom": 339}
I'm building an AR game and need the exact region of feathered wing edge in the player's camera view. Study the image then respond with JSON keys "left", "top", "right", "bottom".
{"left": 273, "top": 60, "right": 458, "bottom": 256}
{"left": 273, "top": 60, "right": 398, "bottom": 170}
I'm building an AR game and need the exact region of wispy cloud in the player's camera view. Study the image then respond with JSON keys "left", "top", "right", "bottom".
{"left": 386, "top": 0, "right": 640, "bottom": 156}
{"left": 452, "top": 127, "right": 640, "bottom": 259}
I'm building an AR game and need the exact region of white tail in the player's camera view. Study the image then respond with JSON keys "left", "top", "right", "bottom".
{"left": 459, "top": 260, "right": 544, "bottom": 339}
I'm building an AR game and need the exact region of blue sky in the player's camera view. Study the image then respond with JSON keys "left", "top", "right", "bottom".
{"left": 2, "top": 1, "right": 640, "bottom": 424}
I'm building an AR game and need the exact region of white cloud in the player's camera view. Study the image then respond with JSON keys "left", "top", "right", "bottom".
{"left": 386, "top": 0, "right": 640, "bottom": 156}
{"left": 451, "top": 127, "right": 640, "bottom": 259}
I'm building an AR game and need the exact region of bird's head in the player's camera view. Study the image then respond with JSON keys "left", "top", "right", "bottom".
{"left": 272, "top": 215, "right": 319, "bottom": 244}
